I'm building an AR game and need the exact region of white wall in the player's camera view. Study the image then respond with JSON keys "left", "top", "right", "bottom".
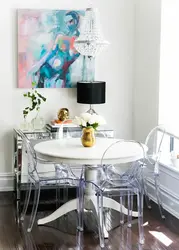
{"left": 0, "top": 0, "right": 135, "bottom": 190}
{"left": 159, "top": 0, "right": 179, "bottom": 133}
{"left": 133, "top": 0, "right": 162, "bottom": 142}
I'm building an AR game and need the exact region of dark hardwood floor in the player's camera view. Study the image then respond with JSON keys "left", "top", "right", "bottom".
{"left": 0, "top": 192, "right": 179, "bottom": 250}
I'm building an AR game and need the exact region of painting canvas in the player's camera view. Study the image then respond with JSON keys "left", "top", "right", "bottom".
{"left": 18, "top": 9, "right": 86, "bottom": 88}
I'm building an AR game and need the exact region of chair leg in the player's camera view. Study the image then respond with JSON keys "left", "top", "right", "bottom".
{"left": 55, "top": 180, "right": 61, "bottom": 209}
{"left": 77, "top": 181, "right": 84, "bottom": 232}
{"left": 145, "top": 192, "right": 152, "bottom": 210}
{"left": 154, "top": 175, "right": 165, "bottom": 219}
{"left": 63, "top": 185, "right": 69, "bottom": 203}
{"left": 128, "top": 191, "right": 133, "bottom": 228}
{"left": 97, "top": 191, "right": 105, "bottom": 248}
{"left": 137, "top": 192, "right": 144, "bottom": 244}
{"left": 142, "top": 170, "right": 151, "bottom": 209}
{"left": 76, "top": 231, "right": 84, "bottom": 250}
{"left": 120, "top": 195, "right": 125, "bottom": 225}
{"left": 27, "top": 182, "right": 41, "bottom": 232}
{"left": 20, "top": 182, "right": 32, "bottom": 221}
{"left": 126, "top": 227, "right": 132, "bottom": 248}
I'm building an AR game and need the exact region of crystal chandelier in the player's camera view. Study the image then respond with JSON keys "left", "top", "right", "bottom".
{"left": 74, "top": 8, "right": 109, "bottom": 57}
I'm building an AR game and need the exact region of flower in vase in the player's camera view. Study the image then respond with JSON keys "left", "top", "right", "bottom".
{"left": 73, "top": 113, "right": 106, "bottom": 130}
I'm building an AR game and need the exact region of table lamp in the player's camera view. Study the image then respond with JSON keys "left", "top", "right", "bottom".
{"left": 77, "top": 81, "right": 106, "bottom": 114}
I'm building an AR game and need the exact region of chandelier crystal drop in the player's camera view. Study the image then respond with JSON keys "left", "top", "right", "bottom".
{"left": 74, "top": 8, "right": 109, "bottom": 57}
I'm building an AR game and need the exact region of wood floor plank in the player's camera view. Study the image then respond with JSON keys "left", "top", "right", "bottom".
{"left": 0, "top": 192, "right": 179, "bottom": 249}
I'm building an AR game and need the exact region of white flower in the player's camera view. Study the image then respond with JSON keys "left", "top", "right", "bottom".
{"left": 73, "top": 113, "right": 106, "bottom": 128}
{"left": 97, "top": 115, "right": 106, "bottom": 125}
{"left": 80, "top": 112, "right": 92, "bottom": 123}
{"left": 73, "top": 116, "right": 87, "bottom": 127}
{"left": 88, "top": 114, "right": 98, "bottom": 125}
{"left": 73, "top": 116, "right": 82, "bottom": 126}
{"left": 81, "top": 118, "right": 87, "bottom": 127}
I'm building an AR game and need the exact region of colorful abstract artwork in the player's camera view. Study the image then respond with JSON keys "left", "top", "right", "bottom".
{"left": 18, "top": 9, "right": 85, "bottom": 88}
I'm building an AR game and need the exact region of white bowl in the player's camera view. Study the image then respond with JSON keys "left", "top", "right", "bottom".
{"left": 171, "top": 158, "right": 179, "bottom": 168}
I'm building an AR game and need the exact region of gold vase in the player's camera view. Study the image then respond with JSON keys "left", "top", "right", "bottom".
{"left": 81, "top": 127, "right": 96, "bottom": 147}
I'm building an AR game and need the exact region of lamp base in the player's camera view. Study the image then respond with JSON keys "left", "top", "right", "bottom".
{"left": 86, "top": 105, "right": 98, "bottom": 115}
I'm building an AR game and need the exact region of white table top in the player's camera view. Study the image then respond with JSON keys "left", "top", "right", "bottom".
{"left": 34, "top": 138, "right": 147, "bottom": 165}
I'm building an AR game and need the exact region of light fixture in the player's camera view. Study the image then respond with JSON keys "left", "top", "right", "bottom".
{"left": 74, "top": 8, "right": 109, "bottom": 57}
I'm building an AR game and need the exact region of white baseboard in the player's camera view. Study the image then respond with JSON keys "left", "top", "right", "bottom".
{"left": 0, "top": 173, "right": 14, "bottom": 191}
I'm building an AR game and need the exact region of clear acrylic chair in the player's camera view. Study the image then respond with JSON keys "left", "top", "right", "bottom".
{"left": 80, "top": 140, "right": 146, "bottom": 248}
{"left": 19, "top": 131, "right": 84, "bottom": 233}
{"left": 143, "top": 125, "right": 166, "bottom": 219}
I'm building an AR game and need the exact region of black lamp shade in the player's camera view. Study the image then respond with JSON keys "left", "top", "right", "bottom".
{"left": 77, "top": 81, "right": 106, "bottom": 104}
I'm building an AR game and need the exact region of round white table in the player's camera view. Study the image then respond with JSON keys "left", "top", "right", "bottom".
{"left": 34, "top": 138, "right": 146, "bottom": 237}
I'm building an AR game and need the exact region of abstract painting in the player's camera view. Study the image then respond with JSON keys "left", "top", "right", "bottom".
{"left": 18, "top": 9, "right": 85, "bottom": 88}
